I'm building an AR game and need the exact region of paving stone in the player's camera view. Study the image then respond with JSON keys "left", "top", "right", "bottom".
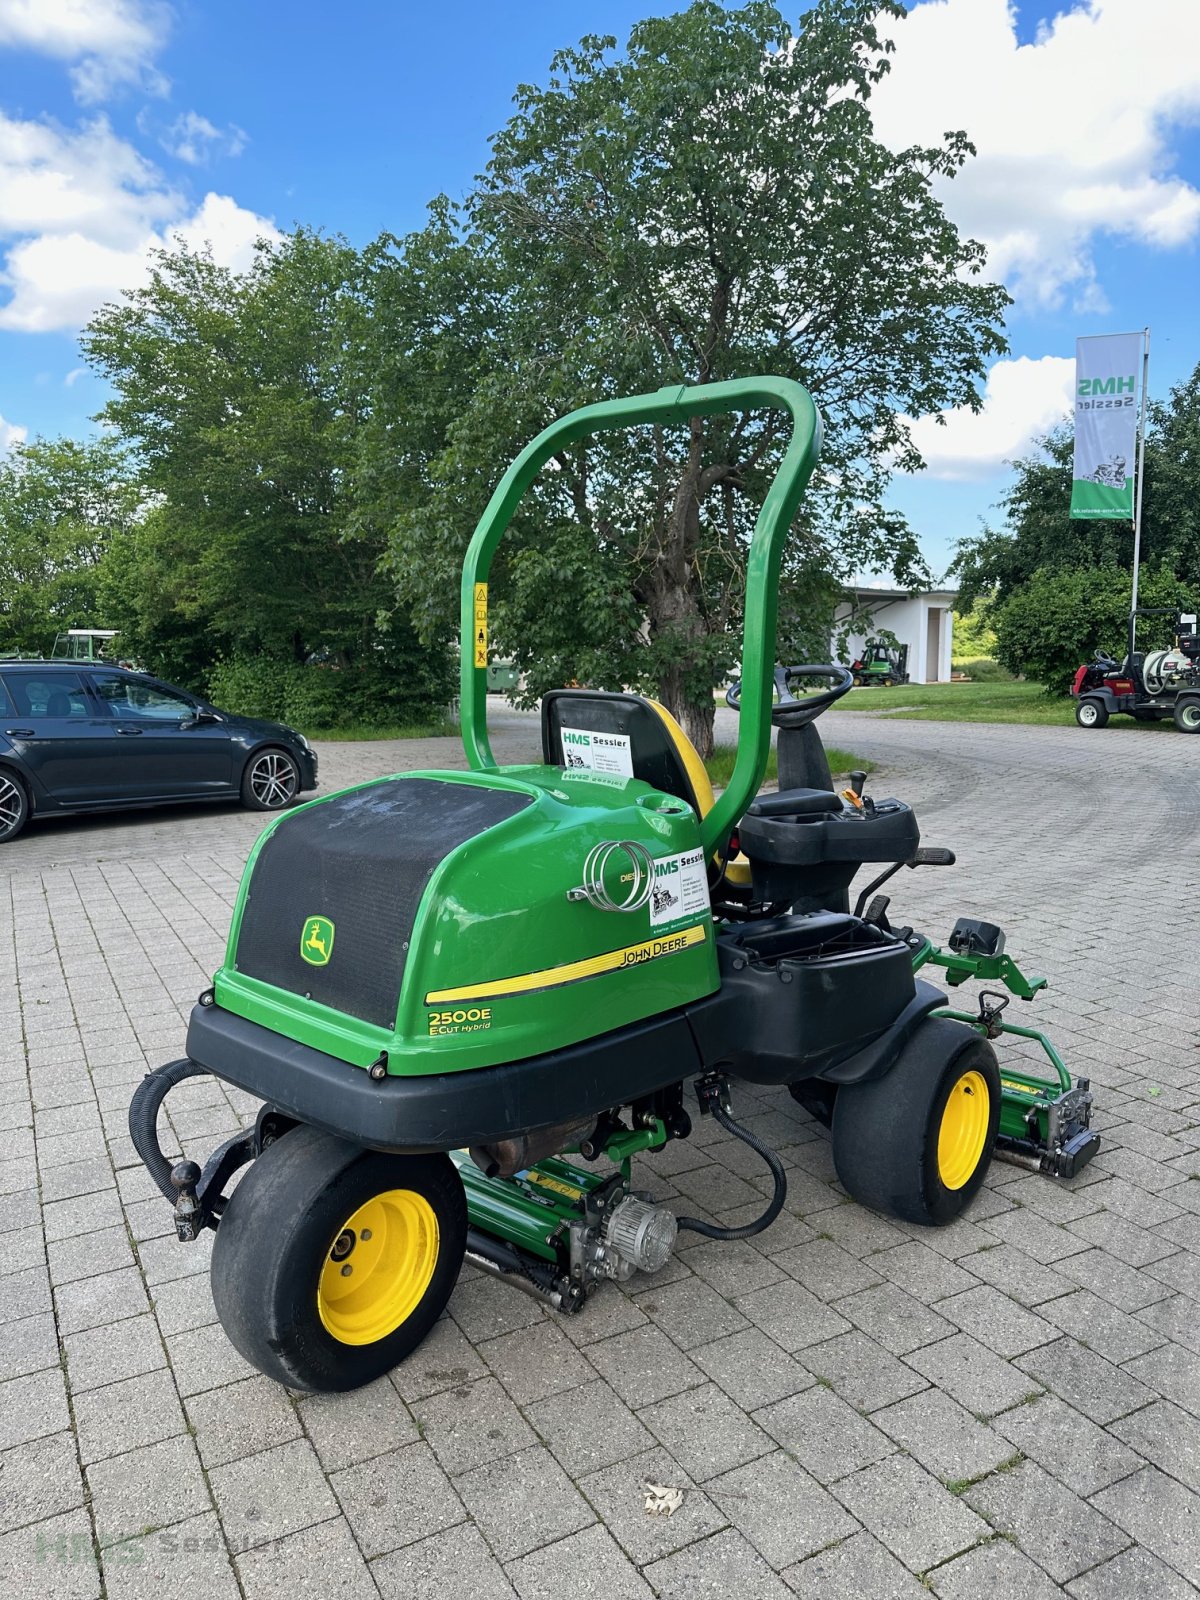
{"left": 872, "top": 1387, "right": 1015, "bottom": 1484}
{"left": 802, "top": 1330, "right": 927, "bottom": 1412}
{"left": 1055, "top": 1246, "right": 1172, "bottom": 1311}
{"left": 578, "top": 1444, "right": 725, "bottom": 1564}
{"left": 1042, "top": 1286, "right": 1166, "bottom": 1362}
{"left": 783, "top": 1529, "right": 927, "bottom": 1599}
{"left": 235, "top": 1514, "right": 376, "bottom": 1600}
{"left": 63, "top": 1313, "right": 164, "bottom": 1392}
{"left": 1018, "top": 1336, "right": 1154, "bottom": 1424}
{"left": 635, "top": 1272, "right": 751, "bottom": 1350}
{"left": 836, "top": 1282, "right": 955, "bottom": 1356}
{"left": 678, "top": 1238, "right": 787, "bottom": 1298}
{"left": 691, "top": 1326, "right": 814, "bottom": 1411}
{"left": 185, "top": 1375, "right": 302, "bottom": 1469}
{"left": 163, "top": 1321, "right": 255, "bottom": 1396}
{"left": 734, "top": 1278, "right": 852, "bottom": 1353}
{"left": 1125, "top": 1341, "right": 1200, "bottom": 1418}
{"left": 644, "top": 1527, "right": 794, "bottom": 1600}
{"left": 100, "top": 1516, "right": 239, "bottom": 1600}
{"left": 928, "top": 1537, "right": 1066, "bottom": 1599}
{"left": 964, "top": 1459, "right": 1130, "bottom": 1582}
{"left": 389, "top": 1312, "right": 487, "bottom": 1401}
{"left": 73, "top": 1367, "right": 186, "bottom": 1465}
{"left": 936, "top": 1283, "right": 1058, "bottom": 1359}
{"left": 147, "top": 1269, "right": 218, "bottom": 1336}
{"left": 1092, "top": 1465, "right": 1200, "bottom": 1584}
{"left": 1137, "top": 1292, "right": 1200, "bottom": 1357}
{"left": 960, "top": 1241, "right": 1081, "bottom": 1307}
{"left": 0, "top": 1311, "right": 60, "bottom": 1380}
{"left": 54, "top": 1266, "right": 151, "bottom": 1336}
{"left": 1066, "top": 1540, "right": 1200, "bottom": 1600}
{"left": 0, "top": 1430, "right": 84, "bottom": 1530}
{"left": 479, "top": 1318, "right": 595, "bottom": 1405}
{"left": 870, "top": 1241, "right": 982, "bottom": 1304}
{"left": 374, "top": 1520, "right": 517, "bottom": 1600}
{"left": 412, "top": 1373, "right": 536, "bottom": 1476}
{"left": 449, "top": 1274, "right": 548, "bottom": 1343}
{"left": 832, "top": 1453, "right": 987, "bottom": 1571}
{"left": 908, "top": 1332, "right": 1040, "bottom": 1417}
{"left": 993, "top": 1392, "right": 1142, "bottom": 1496}
{"left": 1111, "top": 1399, "right": 1200, "bottom": 1493}
{"left": 584, "top": 1323, "right": 703, "bottom": 1407}
{"left": 506, "top": 1524, "right": 653, "bottom": 1600}
{"left": 87, "top": 1434, "right": 207, "bottom": 1543}
{"left": 455, "top": 1443, "right": 593, "bottom": 1562}
{"left": 210, "top": 1437, "right": 339, "bottom": 1552}
{"left": 0, "top": 1366, "right": 71, "bottom": 1449}
{"left": 641, "top": 1381, "right": 773, "bottom": 1482}
{"left": 1069, "top": 1208, "right": 1179, "bottom": 1267}
{"left": 525, "top": 1377, "right": 654, "bottom": 1476}
{"left": 772, "top": 1238, "right": 884, "bottom": 1300}
{"left": 708, "top": 1449, "right": 856, "bottom": 1567}
{"left": 557, "top": 1283, "right": 650, "bottom": 1345}
{"left": 754, "top": 1381, "right": 895, "bottom": 1483}
{"left": 0, "top": 1506, "right": 101, "bottom": 1600}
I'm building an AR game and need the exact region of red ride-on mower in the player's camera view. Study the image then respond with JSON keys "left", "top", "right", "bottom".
{"left": 1072, "top": 609, "right": 1200, "bottom": 732}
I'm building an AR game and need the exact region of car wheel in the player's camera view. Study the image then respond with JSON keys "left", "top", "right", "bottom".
{"left": 1174, "top": 699, "right": 1200, "bottom": 734}
{"left": 0, "top": 770, "right": 29, "bottom": 843}
{"left": 241, "top": 747, "right": 301, "bottom": 811}
{"left": 1075, "top": 698, "right": 1108, "bottom": 729}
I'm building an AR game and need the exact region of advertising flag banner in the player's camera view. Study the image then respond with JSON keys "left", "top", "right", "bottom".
{"left": 1070, "top": 333, "right": 1143, "bottom": 519}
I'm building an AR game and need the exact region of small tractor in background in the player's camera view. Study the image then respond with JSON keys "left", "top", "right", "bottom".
{"left": 1072, "top": 608, "right": 1200, "bottom": 732}
{"left": 850, "top": 636, "right": 909, "bottom": 687}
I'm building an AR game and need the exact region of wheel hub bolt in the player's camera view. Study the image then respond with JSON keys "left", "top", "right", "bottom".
{"left": 360, "top": 1229, "right": 372, "bottom": 1241}
{"left": 340, "top": 1264, "right": 353, "bottom": 1277}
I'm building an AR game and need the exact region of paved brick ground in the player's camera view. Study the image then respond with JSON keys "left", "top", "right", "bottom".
{"left": 3, "top": 707, "right": 1200, "bottom": 1598}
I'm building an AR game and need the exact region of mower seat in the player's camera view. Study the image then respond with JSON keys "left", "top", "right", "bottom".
{"left": 541, "top": 689, "right": 714, "bottom": 818}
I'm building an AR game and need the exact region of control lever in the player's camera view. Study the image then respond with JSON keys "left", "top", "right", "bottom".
{"left": 852, "top": 845, "right": 958, "bottom": 920}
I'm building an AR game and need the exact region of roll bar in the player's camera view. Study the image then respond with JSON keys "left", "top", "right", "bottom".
{"left": 459, "top": 377, "right": 823, "bottom": 856}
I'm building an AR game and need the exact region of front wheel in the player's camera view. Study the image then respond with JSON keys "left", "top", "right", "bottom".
{"left": 241, "top": 746, "right": 301, "bottom": 810}
{"left": 0, "top": 770, "right": 29, "bottom": 843}
{"left": 1075, "top": 698, "right": 1108, "bottom": 729}
{"left": 1174, "top": 699, "right": 1200, "bottom": 734}
{"left": 831, "top": 1018, "right": 1000, "bottom": 1226}
{"left": 211, "top": 1126, "right": 467, "bottom": 1391}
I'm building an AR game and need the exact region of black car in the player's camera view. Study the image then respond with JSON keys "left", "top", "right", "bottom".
{"left": 0, "top": 662, "right": 318, "bottom": 844}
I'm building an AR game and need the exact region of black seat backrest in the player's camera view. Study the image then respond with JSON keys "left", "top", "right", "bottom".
{"left": 541, "top": 689, "right": 708, "bottom": 817}
{"left": 46, "top": 690, "right": 73, "bottom": 718}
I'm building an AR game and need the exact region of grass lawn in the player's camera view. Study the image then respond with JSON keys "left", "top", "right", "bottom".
{"left": 837, "top": 679, "right": 1171, "bottom": 728}
{"left": 705, "top": 743, "right": 874, "bottom": 787}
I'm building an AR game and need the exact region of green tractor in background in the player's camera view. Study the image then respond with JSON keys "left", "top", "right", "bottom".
{"left": 130, "top": 378, "right": 1096, "bottom": 1393}
{"left": 850, "top": 634, "right": 909, "bottom": 687}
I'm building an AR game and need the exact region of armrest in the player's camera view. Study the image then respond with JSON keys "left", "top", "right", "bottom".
{"left": 746, "top": 788, "right": 843, "bottom": 820}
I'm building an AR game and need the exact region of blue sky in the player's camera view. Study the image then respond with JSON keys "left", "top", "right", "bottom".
{"left": 2, "top": 0, "right": 1199, "bottom": 577}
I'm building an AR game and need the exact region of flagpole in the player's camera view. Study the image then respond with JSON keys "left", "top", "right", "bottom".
{"left": 1130, "top": 326, "right": 1150, "bottom": 623}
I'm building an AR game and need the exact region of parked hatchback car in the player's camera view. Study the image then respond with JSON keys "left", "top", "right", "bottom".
{"left": 0, "top": 663, "right": 318, "bottom": 844}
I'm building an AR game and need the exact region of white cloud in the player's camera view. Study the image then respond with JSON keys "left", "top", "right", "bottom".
{"left": 871, "top": 0, "right": 1200, "bottom": 310}
{"left": 0, "top": 412, "right": 25, "bottom": 452}
{"left": 157, "top": 110, "right": 246, "bottom": 166}
{"left": 904, "top": 354, "right": 1075, "bottom": 479}
{"left": 0, "top": 0, "right": 170, "bottom": 102}
{"left": 0, "top": 113, "right": 277, "bottom": 332}
{"left": 64, "top": 366, "right": 85, "bottom": 385}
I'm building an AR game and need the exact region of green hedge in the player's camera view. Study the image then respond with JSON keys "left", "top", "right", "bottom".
{"left": 952, "top": 656, "right": 1013, "bottom": 682}
{"left": 207, "top": 654, "right": 452, "bottom": 730}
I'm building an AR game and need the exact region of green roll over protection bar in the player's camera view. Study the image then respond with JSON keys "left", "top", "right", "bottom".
{"left": 458, "top": 378, "right": 823, "bottom": 859}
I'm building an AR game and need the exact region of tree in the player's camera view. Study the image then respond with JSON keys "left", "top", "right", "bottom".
{"left": 0, "top": 436, "right": 139, "bottom": 654}
{"left": 83, "top": 232, "right": 452, "bottom": 716}
{"left": 373, "top": 0, "right": 1008, "bottom": 753}
{"left": 993, "top": 564, "right": 1199, "bottom": 693}
{"left": 952, "top": 359, "right": 1200, "bottom": 611}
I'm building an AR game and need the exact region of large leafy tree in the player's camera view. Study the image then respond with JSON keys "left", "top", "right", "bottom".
{"left": 372, "top": 0, "right": 1008, "bottom": 751}
{"left": 0, "top": 437, "right": 139, "bottom": 654}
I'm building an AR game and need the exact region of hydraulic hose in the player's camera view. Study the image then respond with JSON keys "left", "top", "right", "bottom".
{"left": 676, "top": 1104, "right": 788, "bottom": 1241}
{"left": 128, "top": 1057, "right": 212, "bottom": 1202}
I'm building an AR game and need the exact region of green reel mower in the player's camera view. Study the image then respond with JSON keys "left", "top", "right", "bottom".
{"left": 129, "top": 377, "right": 1097, "bottom": 1393}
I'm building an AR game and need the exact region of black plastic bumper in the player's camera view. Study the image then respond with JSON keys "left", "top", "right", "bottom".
{"left": 184, "top": 1002, "right": 704, "bottom": 1154}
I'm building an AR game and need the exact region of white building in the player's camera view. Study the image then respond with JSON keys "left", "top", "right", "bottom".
{"left": 833, "top": 584, "right": 957, "bottom": 685}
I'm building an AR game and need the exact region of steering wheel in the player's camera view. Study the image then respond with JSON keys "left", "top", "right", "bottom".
{"left": 726, "top": 663, "right": 854, "bottom": 728}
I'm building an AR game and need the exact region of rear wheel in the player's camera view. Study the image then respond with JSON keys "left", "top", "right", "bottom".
{"left": 831, "top": 1018, "right": 1000, "bottom": 1226}
{"left": 211, "top": 1125, "right": 466, "bottom": 1391}
{"left": 241, "top": 746, "right": 300, "bottom": 810}
{"left": 1174, "top": 699, "right": 1200, "bottom": 734}
{"left": 0, "top": 770, "right": 28, "bottom": 843}
{"left": 788, "top": 1079, "right": 837, "bottom": 1128}
{"left": 1075, "top": 698, "right": 1108, "bottom": 729}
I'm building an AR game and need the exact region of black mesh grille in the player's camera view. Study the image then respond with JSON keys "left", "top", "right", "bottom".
{"left": 233, "top": 777, "right": 531, "bottom": 1028}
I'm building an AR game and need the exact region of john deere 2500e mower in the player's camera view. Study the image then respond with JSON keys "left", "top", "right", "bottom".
{"left": 130, "top": 378, "right": 1097, "bottom": 1392}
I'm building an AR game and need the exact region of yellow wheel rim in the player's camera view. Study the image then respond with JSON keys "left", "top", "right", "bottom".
{"left": 317, "top": 1189, "right": 439, "bottom": 1346}
{"left": 937, "top": 1069, "right": 990, "bottom": 1191}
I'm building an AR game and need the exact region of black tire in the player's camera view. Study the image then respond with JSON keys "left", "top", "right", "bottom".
{"left": 1174, "top": 699, "right": 1200, "bottom": 734}
{"left": 210, "top": 1125, "right": 467, "bottom": 1392}
{"left": 788, "top": 1079, "right": 838, "bottom": 1128}
{"left": 0, "top": 769, "right": 29, "bottom": 843}
{"left": 240, "top": 746, "right": 301, "bottom": 810}
{"left": 831, "top": 1018, "right": 1000, "bottom": 1227}
{"left": 1075, "top": 698, "right": 1108, "bottom": 729}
